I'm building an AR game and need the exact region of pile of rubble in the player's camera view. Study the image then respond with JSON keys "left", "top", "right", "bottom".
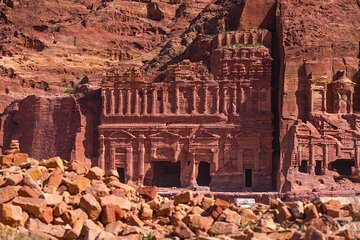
{"left": 0, "top": 146, "right": 359, "bottom": 239}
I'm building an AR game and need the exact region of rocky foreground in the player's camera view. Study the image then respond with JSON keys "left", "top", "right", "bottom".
{"left": 0, "top": 152, "right": 359, "bottom": 239}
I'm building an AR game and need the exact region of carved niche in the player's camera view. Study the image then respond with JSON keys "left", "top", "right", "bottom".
{"left": 330, "top": 72, "right": 355, "bottom": 114}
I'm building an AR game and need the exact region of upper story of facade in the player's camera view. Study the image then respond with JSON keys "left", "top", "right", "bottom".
{"left": 101, "top": 30, "right": 273, "bottom": 125}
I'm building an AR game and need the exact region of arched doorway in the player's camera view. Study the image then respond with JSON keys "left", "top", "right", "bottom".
{"left": 197, "top": 162, "right": 211, "bottom": 186}
{"left": 330, "top": 159, "right": 355, "bottom": 176}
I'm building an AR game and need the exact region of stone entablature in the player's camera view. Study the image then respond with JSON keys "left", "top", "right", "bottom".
{"left": 99, "top": 30, "right": 273, "bottom": 191}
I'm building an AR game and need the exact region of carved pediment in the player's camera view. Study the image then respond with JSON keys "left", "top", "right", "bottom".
{"left": 108, "top": 130, "right": 136, "bottom": 140}
{"left": 192, "top": 129, "right": 220, "bottom": 140}
{"left": 148, "top": 131, "right": 181, "bottom": 143}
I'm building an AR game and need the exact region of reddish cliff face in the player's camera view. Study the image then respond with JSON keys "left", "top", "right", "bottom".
{"left": 277, "top": 0, "right": 360, "bottom": 192}
{"left": 0, "top": 0, "right": 359, "bottom": 193}
{"left": 0, "top": 89, "right": 101, "bottom": 162}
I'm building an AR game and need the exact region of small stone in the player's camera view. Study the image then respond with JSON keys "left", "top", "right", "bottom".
{"left": 0, "top": 186, "right": 20, "bottom": 203}
{"left": 63, "top": 218, "right": 85, "bottom": 239}
{"left": 87, "top": 167, "right": 105, "bottom": 180}
{"left": 0, "top": 203, "right": 23, "bottom": 227}
{"left": 45, "top": 168, "right": 63, "bottom": 189}
{"left": 127, "top": 214, "right": 144, "bottom": 227}
{"left": 209, "top": 221, "right": 238, "bottom": 235}
{"left": 82, "top": 219, "right": 103, "bottom": 240}
{"left": 156, "top": 201, "right": 173, "bottom": 217}
{"left": 45, "top": 157, "right": 64, "bottom": 172}
{"left": 67, "top": 176, "right": 91, "bottom": 194}
{"left": 304, "top": 203, "right": 320, "bottom": 222}
{"left": 18, "top": 186, "right": 41, "bottom": 198}
{"left": 12, "top": 196, "right": 47, "bottom": 215}
{"left": 305, "top": 226, "right": 326, "bottom": 240}
{"left": 80, "top": 194, "right": 101, "bottom": 220}
{"left": 211, "top": 205, "right": 223, "bottom": 219}
{"left": 140, "top": 203, "right": 153, "bottom": 220}
{"left": 68, "top": 160, "right": 90, "bottom": 175}
{"left": 174, "top": 191, "right": 193, "bottom": 205}
{"left": 137, "top": 186, "right": 158, "bottom": 200}
{"left": 288, "top": 201, "right": 304, "bottom": 219}
{"left": 105, "top": 221, "right": 124, "bottom": 236}
{"left": 5, "top": 173, "right": 23, "bottom": 186}
{"left": 220, "top": 208, "right": 242, "bottom": 226}
{"left": 26, "top": 166, "right": 47, "bottom": 181}
{"left": 53, "top": 201, "right": 68, "bottom": 217}
{"left": 100, "top": 195, "right": 131, "bottom": 211}
{"left": 202, "top": 197, "right": 215, "bottom": 210}
{"left": 39, "top": 207, "right": 54, "bottom": 224}
{"left": 40, "top": 193, "right": 63, "bottom": 206}
{"left": 187, "top": 214, "right": 214, "bottom": 232}
{"left": 259, "top": 216, "right": 277, "bottom": 231}
{"left": 174, "top": 221, "right": 196, "bottom": 238}
{"left": 276, "top": 203, "right": 293, "bottom": 223}
{"left": 214, "top": 198, "right": 232, "bottom": 209}
{"left": 101, "top": 204, "right": 126, "bottom": 224}
{"left": 62, "top": 208, "right": 88, "bottom": 225}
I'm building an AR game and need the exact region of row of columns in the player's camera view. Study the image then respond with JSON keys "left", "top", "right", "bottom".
{"left": 102, "top": 85, "right": 268, "bottom": 116}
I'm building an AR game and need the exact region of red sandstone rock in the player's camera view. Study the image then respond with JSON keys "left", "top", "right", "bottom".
{"left": 0, "top": 186, "right": 20, "bottom": 204}
{"left": 137, "top": 186, "right": 158, "bottom": 200}
{"left": 12, "top": 196, "right": 47, "bottom": 216}
{"left": 0, "top": 203, "right": 23, "bottom": 227}
{"left": 79, "top": 194, "right": 102, "bottom": 221}
{"left": 39, "top": 207, "right": 54, "bottom": 224}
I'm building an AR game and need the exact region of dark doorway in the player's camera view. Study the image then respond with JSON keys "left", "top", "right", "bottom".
{"left": 117, "top": 168, "right": 125, "bottom": 183}
{"left": 331, "top": 160, "right": 355, "bottom": 176}
{"left": 153, "top": 161, "right": 181, "bottom": 187}
{"left": 315, "top": 160, "right": 322, "bottom": 175}
{"left": 299, "top": 160, "right": 308, "bottom": 173}
{"left": 245, "top": 169, "right": 252, "bottom": 188}
{"left": 197, "top": 162, "right": 211, "bottom": 186}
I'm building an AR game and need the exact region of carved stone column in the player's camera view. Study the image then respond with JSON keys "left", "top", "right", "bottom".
{"left": 142, "top": 89, "right": 148, "bottom": 115}
{"left": 223, "top": 87, "right": 228, "bottom": 114}
{"left": 138, "top": 135, "right": 146, "bottom": 185}
{"left": 350, "top": 92, "right": 354, "bottom": 114}
{"left": 134, "top": 89, "right": 139, "bottom": 116}
{"left": 355, "top": 140, "right": 360, "bottom": 173}
{"left": 152, "top": 88, "right": 157, "bottom": 115}
{"left": 215, "top": 86, "right": 219, "bottom": 114}
{"left": 163, "top": 86, "right": 168, "bottom": 114}
{"left": 102, "top": 89, "right": 107, "bottom": 115}
{"left": 237, "top": 148, "right": 244, "bottom": 173}
{"left": 322, "top": 144, "right": 328, "bottom": 175}
{"left": 118, "top": 89, "right": 123, "bottom": 115}
{"left": 110, "top": 148, "right": 116, "bottom": 171}
{"left": 224, "top": 144, "right": 231, "bottom": 166}
{"left": 231, "top": 87, "right": 237, "bottom": 115}
{"left": 298, "top": 146, "right": 302, "bottom": 167}
{"left": 247, "top": 87, "right": 253, "bottom": 113}
{"left": 110, "top": 89, "right": 115, "bottom": 114}
{"left": 192, "top": 85, "right": 197, "bottom": 114}
{"left": 309, "top": 142, "right": 315, "bottom": 174}
{"left": 211, "top": 148, "right": 219, "bottom": 172}
{"left": 175, "top": 85, "right": 180, "bottom": 114}
{"left": 203, "top": 85, "right": 208, "bottom": 114}
{"left": 126, "top": 147, "right": 133, "bottom": 183}
{"left": 98, "top": 135, "right": 105, "bottom": 170}
{"left": 188, "top": 151, "right": 198, "bottom": 187}
{"left": 126, "top": 89, "right": 131, "bottom": 115}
